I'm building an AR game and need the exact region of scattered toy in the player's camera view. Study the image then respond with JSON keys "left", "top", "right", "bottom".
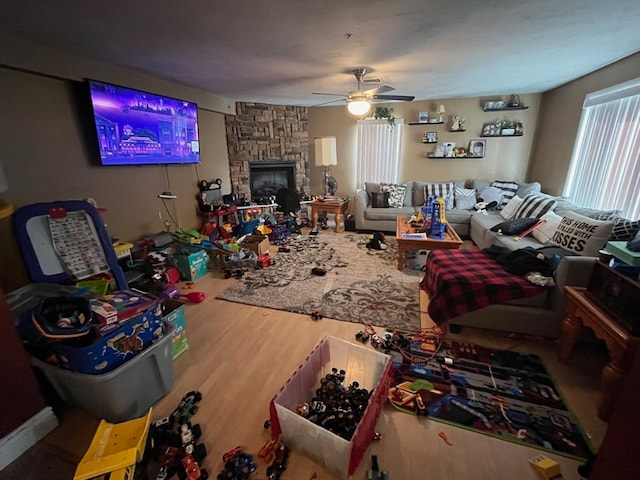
{"left": 310, "top": 310, "right": 323, "bottom": 321}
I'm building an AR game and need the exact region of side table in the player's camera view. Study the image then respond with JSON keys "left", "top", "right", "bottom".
{"left": 310, "top": 200, "right": 349, "bottom": 233}
{"left": 559, "top": 286, "right": 639, "bottom": 421}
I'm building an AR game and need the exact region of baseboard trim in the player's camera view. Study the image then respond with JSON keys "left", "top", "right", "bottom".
{"left": 0, "top": 407, "right": 58, "bottom": 470}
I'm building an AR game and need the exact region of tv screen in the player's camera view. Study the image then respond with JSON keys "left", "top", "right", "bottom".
{"left": 87, "top": 79, "right": 200, "bottom": 166}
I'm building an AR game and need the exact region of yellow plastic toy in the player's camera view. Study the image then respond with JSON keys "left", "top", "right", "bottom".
{"left": 73, "top": 408, "right": 152, "bottom": 480}
{"left": 528, "top": 455, "right": 562, "bottom": 480}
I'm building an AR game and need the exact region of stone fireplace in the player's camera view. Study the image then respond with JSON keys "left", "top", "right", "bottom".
{"left": 225, "top": 102, "right": 309, "bottom": 202}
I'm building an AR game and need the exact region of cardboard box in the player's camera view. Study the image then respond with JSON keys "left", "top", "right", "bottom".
{"left": 90, "top": 290, "right": 157, "bottom": 326}
{"left": 161, "top": 299, "right": 188, "bottom": 358}
{"left": 174, "top": 246, "right": 209, "bottom": 280}
{"left": 172, "top": 331, "right": 189, "bottom": 359}
{"left": 52, "top": 304, "right": 164, "bottom": 374}
{"left": 240, "top": 234, "right": 270, "bottom": 255}
{"left": 269, "top": 336, "right": 392, "bottom": 479}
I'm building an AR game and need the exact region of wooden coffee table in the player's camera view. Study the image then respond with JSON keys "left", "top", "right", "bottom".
{"left": 311, "top": 200, "right": 349, "bottom": 233}
{"left": 395, "top": 216, "right": 463, "bottom": 270}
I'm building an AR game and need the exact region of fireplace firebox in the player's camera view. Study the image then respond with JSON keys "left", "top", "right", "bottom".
{"left": 249, "top": 161, "right": 296, "bottom": 200}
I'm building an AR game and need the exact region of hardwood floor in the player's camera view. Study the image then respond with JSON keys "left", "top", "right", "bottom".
{"left": 0, "top": 237, "right": 609, "bottom": 480}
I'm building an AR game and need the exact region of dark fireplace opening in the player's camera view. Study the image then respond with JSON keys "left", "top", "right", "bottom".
{"left": 249, "top": 161, "right": 296, "bottom": 199}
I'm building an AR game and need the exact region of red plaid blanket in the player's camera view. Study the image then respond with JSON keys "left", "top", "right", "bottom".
{"left": 420, "top": 249, "right": 546, "bottom": 325}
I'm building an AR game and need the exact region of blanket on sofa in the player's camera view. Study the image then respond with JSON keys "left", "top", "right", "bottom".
{"left": 420, "top": 249, "right": 547, "bottom": 325}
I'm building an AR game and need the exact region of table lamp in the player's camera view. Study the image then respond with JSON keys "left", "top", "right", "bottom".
{"left": 0, "top": 161, "right": 13, "bottom": 219}
{"left": 315, "top": 136, "right": 338, "bottom": 195}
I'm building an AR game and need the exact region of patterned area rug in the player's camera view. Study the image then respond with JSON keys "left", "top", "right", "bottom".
{"left": 217, "top": 233, "right": 422, "bottom": 331}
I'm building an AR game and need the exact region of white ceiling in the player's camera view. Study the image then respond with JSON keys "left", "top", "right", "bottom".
{"left": 1, "top": 0, "right": 639, "bottom": 107}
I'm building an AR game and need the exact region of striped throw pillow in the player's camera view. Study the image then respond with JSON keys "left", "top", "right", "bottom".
{"left": 424, "top": 182, "right": 455, "bottom": 200}
{"left": 587, "top": 213, "right": 640, "bottom": 241}
{"left": 514, "top": 194, "right": 558, "bottom": 219}
{"left": 491, "top": 180, "right": 519, "bottom": 210}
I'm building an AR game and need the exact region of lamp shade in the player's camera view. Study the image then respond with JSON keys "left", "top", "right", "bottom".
{"left": 314, "top": 137, "right": 337, "bottom": 167}
{"left": 347, "top": 100, "right": 371, "bottom": 116}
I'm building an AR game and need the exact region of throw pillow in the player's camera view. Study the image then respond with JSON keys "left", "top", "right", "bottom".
{"left": 490, "top": 218, "right": 538, "bottom": 235}
{"left": 454, "top": 187, "right": 476, "bottom": 210}
{"left": 587, "top": 213, "right": 640, "bottom": 241}
{"left": 514, "top": 194, "right": 558, "bottom": 219}
{"left": 531, "top": 211, "right": 563, "bottom": 244}
{"left": 491, "top": 180, "right": 519, "bottom": 209}
{"left": 380, "top": 183, "right": 407, "bottom": 208}
{"left": 478, "top": 186, "right": 504, "bottom": 207}
{"left": 424, "top": 182, "right": 455, "bottom": 199}
{"left": 549, "top": 211, "right": 614, "bottom": 256}
{"left": 370, "top": 191, "right": 390, "bottom": 208}
{"left": 500, "top": 195, "right": 523, "bottom": 220}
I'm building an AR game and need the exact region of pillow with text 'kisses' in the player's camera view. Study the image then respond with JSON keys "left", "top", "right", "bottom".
{"left": 549, "top": 211, "right": 614, "bottom": 256}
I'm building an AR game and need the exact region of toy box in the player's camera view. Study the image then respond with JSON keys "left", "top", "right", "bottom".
{"left": 174, "top": 246, "right": 209, "bottom": 280}
{"left": 33, "top": 322, "right": 174, "bottom": 423}
{"left": 240, "top": 234, "right": 270, "bottom": 255}
{"left": 90, "top": 290, "right": 157, "bottom": 326}
{"left": 269, "top": 336, "right": 392, "bottom": 479}
{"left": 607, "top": 240, "right": 640, "bottom": 266}
{"left": 52, "top": 303, "right": 164, "bottom": 374}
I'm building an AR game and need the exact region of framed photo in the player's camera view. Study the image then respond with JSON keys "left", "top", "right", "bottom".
{"left": 418, "top": 111, "right": 429, "bottom": 123}
{"left": 443, "top": 142, "right": 456, "bottom": 157}
{"left": 469, "top": 139, "right": 486, "bottom": 158}
{"left": 424, "top": 131, "right": 438, "bottom": 143}
{"left": 434, "top": 144, "right": 445, "bottom": 157}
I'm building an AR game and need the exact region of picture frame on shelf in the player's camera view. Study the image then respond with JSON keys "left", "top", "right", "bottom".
{"left": 443, "top": 142, "right": 456, "bottom": 157}
{"left": 483, "top": 100, "right": 506, "bottom": 111}
{"left": 434, "top": 144, "right": 445, "bottom": 157}
{"left": 424, "top": 131, "right": 438, "bottom": 143}
{"left": 469, "top": 139, "right": 486, "bottom": 158}
{"left": 482, "top": 121, "right": 501, "bottom": 136}
{"left": 418, "top": 111, "right": 429, "bottom": 123}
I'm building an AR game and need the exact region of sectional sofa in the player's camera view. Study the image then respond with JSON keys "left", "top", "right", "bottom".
{"left": 353, "top": 179, "right": 637, "bottom": 337}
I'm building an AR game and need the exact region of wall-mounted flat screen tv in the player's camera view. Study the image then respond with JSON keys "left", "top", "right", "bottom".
{"left": 87, "top": 79, "right": 200, "bottom": 166}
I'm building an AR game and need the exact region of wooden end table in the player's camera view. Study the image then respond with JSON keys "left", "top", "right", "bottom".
{"left": 395, "top": 216, "right": 463, "bottom": 270}
{"left": 310, "top": 200, "right": 349, "bottom": 233}
{"left": 559, "top": 286, "right": 639, "bottom": 421}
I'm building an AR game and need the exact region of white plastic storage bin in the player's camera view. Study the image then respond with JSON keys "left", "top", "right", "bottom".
{"left": 32, "top": 322, "right": 175, "bottom": 423}
{"left": 269, "top": 336, "right": 392, "bottom": 479}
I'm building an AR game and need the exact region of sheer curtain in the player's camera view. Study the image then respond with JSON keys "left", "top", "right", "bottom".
{"left": 564, "top": 78, "right": 640, "bottom": 219}
{"left": 355, "top": 118, "right": 404, "bottom": 190}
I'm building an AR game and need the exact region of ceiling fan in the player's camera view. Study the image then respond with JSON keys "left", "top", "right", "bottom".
{"left": 313, "top": 68, "right": 415, "bottom": 115}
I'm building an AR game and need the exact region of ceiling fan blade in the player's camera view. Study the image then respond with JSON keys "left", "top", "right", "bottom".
{"left": 313, "top": 98, "right": 346, "bottom": 107}
{"left": 372, "top": 94, "right": 415, "bottom": 102}
{"left": 312, "top": 92, "right": 348, "bottom": 97}
{"left": 362, "top": 85, "right": 395, "bottom": 96}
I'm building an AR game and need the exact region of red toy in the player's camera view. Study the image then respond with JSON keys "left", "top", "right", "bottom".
{"left": 182, "top": 454, "right": 208, "bottom": 480}
{"left": 181, "top": 291, "right": 206, "bottom": 303}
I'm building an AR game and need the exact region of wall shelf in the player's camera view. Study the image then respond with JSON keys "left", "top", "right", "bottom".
{"left": 449, "top": 129, "right": 466, "bottom": 133}
{"left": 482, "top": 106, "right": 529, "bottom": 112}
{"left": 481, "top": 133, "right": 524, "bottom": 138}
{"left": 422, "top": 141, "right": 438, "bottom": 144}
{"left": 427, "top": 155, "right": 484, "bottom": 159}
{"left": 409, "top": 121, "right": 443, "bottom": 125}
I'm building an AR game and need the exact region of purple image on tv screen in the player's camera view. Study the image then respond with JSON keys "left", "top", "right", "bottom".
{"left": 88, "top": 80, "right": 200, "bottom": 165}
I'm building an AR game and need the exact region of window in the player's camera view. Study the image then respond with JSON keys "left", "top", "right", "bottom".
{"left": 355, "top": 119, "right": 404, "bottom": 189}
{"left": 564, "top": 77, "right": 640, "bottom": 219}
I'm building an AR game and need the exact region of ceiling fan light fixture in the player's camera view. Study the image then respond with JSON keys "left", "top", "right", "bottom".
{"left": 347, "top": 100, "right": 371, "bottom": 116}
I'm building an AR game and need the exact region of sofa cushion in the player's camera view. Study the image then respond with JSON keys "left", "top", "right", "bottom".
{"left": 549, "top": 211, "right": 614, "bottom": 256}
{"left": 516, "top": 181, "right": 541, "bottom": 198}
{"left": 445, "top": 208, "right": 475, "bottom": 226}
{"left": 380, "top": 183, "right": 407, "bottom": 208}
{"left": 454, "top": 187, "right": 477, "bottom": 210}
{"left": 490, "top": 218, "right": 538, "bottom": 235}
{"left": 500, "top": 195, "right": 523, "bottom": 219}
{"left": 471, "top": 179, "right": 491, "bottom": 193}
{"left": 514, "top": 194, "right": 557, "bottom": 219}
{"left": 364, "top": 206, "right": 415, "bottom": 221}
{"left": 371, "top": 191, "right": 390, "bottom": 208}
{"left": 531, "top": 210, "right": 563, "bottom": 244}
{"left": 491, "top": 180, "right": 519, "bottom": 209}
